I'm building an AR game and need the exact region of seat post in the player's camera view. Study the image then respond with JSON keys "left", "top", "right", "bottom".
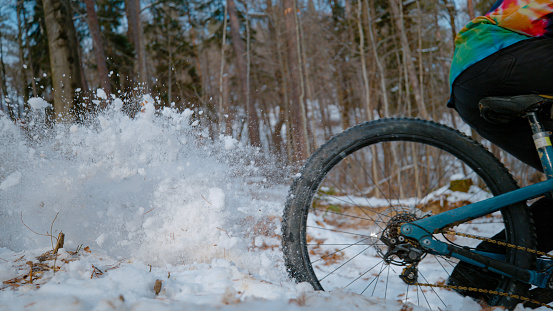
{"left": 526, "top": 110, "right": 553, "bottom": 179}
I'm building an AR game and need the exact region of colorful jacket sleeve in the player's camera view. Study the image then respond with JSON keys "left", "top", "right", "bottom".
{"left": 449, "top": 0, "right": 553, "bottom": 97}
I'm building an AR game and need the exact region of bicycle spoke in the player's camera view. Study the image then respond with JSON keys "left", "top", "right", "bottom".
{"left": 318, "top": 245, "right": 373, "bottom": 281}
{"left": 312, "top": 192, "right": 389, "bottom": 229}
{"left": 284, "top": 119, "right": 534, "bottom": 310}
{"left": 341, "top": 260, "right": 385, "bottom": 290}
{"left": 311, "top": 236, "right": 380, "bottom": 264}
{"left": 306, "top": 225, "right": 375, "bottom": 239}
{"left": 419, "top": 271, "right": 448, "bottom": 309}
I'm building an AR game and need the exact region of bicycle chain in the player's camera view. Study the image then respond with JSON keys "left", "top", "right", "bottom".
{"left": 411, "top": 281, "right": 550, "bottom": 309}
{"left": 410, "top": 230, "right": 553, "bottom": 309}
{"left": 446, "top": 230, "right": 553, "bottom": 260}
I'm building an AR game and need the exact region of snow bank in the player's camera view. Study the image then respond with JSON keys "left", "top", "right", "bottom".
{"left": 0, "top": 96, "right": 285, "bottom": 280}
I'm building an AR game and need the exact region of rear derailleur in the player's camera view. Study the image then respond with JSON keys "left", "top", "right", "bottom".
{"left": 378, "top": 213, "right": 427, "bottom": 285}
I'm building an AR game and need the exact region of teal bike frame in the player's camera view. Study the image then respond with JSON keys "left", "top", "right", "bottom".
{"left": 400, "top": 109, "right": 553, "bottom": 289}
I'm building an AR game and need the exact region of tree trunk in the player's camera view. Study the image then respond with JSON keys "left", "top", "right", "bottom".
{"left": 467, "top": 0, "right": 475, "bottom": 19}
{"left": 218, "top": 0, "right": 228, "bottom": 135}
{"left": 293, "top": 0, "right": 310, "bottom": 155}
{"left": 42, "top": 0, "right": 84, "bottom": 123}
{"left": 228, "top": 0, "right": 261, "bottom": 147}
{"left": 22, "top": 7, "right": 38, "bottom": 98}
{"left": 283, "top": 0, "right": 307, "bottom": 161}
{"left": 0, "top": 36, "right": 6, "bottom": 117}
{"left": 366, "top": 0, "right": 389, "bottom": 117}
{"left": 84, "top": 0, "right": 111, "bottom": 97}
{"left": 125, "top": 0, "right": 149, "bottom": 90}
{"left": 443, "top": 0, "right": 458, "bottom": 50}
{"left": 389, "top": 0, "right": 428, "bottom": 118}
{"left": 357, "top": 0, "right": 372, "bottom": 120}
{"left": 17, "top": 2, "right": 29, "bottom": 107}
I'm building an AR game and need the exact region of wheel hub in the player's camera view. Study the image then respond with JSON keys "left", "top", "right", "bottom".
{"left": 379, "top": 213, "right": 426, "bottom": 266}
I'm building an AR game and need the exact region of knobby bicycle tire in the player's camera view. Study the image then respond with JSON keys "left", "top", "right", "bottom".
{"left": 282, "top": 118, "right": 535, "bottom": 310}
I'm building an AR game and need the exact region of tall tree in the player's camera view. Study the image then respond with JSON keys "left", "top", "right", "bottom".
{"left": 389, "top": 0, "right": 428, "bottom": 118}
{"left": 0, "top": 35, "right": 7, "bottom": 117}
{"left": 84, "top": 0, "right": 112, "bottom": 96}
{"left": 228, "top": 0, "right": 261, "bottom": 147}
{"left": 283, "top": 0, "right": 307, "bottom": 160}
{"left": 28, "top": 0, "right": 52, "bottom": 101}
{"left": 125, "top": 0, "right": 149, "bottom": 90}
{"left": 90, "top": 0, "right": 133, "bottom": 92}
{"left": 145, "top": 0, "right": 200, "bottom": 107}
{"left": 43, "top": 0, "right": 85, "bottom": 122}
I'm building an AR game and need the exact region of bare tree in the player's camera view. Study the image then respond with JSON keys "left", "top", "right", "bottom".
{"left": 125, "top": 0, "right": 149, "bottom": 90}
{"left": 42, "top": 0, "right": 85, "bottom": 122}
{"left": 283, "top": 0, "right": 307, "bottom": 160}
{"left": 84, "top": 0, "right": 111, "bottom": 97}
{"left": 218, "top": 1, "right": 228, "bottom": 135}
{"left": 366, "top": 0, "right": 389, "bottom": 117}
{"left": 357, "top": 0, "right": 372, "bottom": 120}
{"left": 389, "top": 0, "right": 428, "bottom": 118}
{"left": 0, "top": 36, "right": 6, "bottom": 116}
{"left": 228, "top": 0, "right": 261, "bottom": 147}
{"left": 467, "top": 0, "right": 475, "bottom": 19}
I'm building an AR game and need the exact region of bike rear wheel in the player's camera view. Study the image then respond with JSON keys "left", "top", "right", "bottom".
{"left": 282, "top": 118, "right": 535, "bottom": 309}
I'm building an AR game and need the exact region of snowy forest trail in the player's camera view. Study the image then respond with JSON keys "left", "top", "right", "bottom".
{"left": 0, "top": 100, "right": 537, "bottom": 310}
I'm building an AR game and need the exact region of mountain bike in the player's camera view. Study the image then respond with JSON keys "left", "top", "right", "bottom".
{"left": 282, "top": 94, "right": 553, "bottom": 310}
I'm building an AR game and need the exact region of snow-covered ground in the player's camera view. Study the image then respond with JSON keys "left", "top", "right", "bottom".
{"left": 0, "top": 96, "right": 539, "bottom": 310}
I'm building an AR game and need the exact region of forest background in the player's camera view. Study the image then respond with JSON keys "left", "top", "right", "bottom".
{"left": 2, "top": 0, "right": 517, "bottom": 171}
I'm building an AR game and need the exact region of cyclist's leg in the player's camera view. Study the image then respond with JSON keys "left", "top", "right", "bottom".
{"left": 449, "top": 38, "right": 553, "bottom": 301}
{"left": 451, "top": 38, "right": 553, "bottom": 171}
{"left": 452, "top": 36, "right": 553, "bottom": 244}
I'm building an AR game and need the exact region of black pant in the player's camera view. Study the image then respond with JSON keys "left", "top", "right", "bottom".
{"left": 451, "top": 37, "right": 553, "bottom": 253}
{"left": 451, "top": 37, "right": 553, "bottom": 171}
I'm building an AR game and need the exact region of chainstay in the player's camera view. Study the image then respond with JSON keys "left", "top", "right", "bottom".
{"left": 412, "top": 282, "right": 553, "bottom": 309}
{"left": 411, "top": 231, "right": 553, "bottom": 308}
{"left": 446, "top": 231, "right": 553, "bottom": 259}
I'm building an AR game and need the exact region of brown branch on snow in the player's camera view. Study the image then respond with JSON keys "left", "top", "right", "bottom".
{"left": 201, "top": 194, "right": 212, "bottom": 205}
{"left": 91, "top": 265, "right": 103, "bottom": 279}
{"left": 26, "top": 261, "right": 33, "bottom": 284}
{"left": 53, "top": 232, "right": 65, "bottom": 255}
{"left": 20, "top": 211, "right": 62, "bottom": 252}
{"left": 20, "top": 212, "right": 52, "bottom": 238}
{"left": 154, "top": 279, "right": 162, "bottom": 295}
{"left": 50, "top": 212, "right": 60, "bottom": 250}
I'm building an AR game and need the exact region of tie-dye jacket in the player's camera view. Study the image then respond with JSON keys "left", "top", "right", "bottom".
{"left": 449, "top": 0, "right": 553, "bottom": 97}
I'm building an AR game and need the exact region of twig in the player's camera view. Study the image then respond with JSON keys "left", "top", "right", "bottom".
{"left": 201, "top": 194, "right": 212, "bottom": 205}
{"left": 27, "top": 261, "right": 33, "bottom": 284}
{"left": 50, "top": 212, "right": 60, "bottom": 250}
{"left": 143, "top": 207, "right": 156, "bottom": 215}
{"left": 91, "top": 265, "right": 103, "bottom": 278}
{"left": 216, "top": 227, "right": 230, "bottom": 237}
{"left": 20, "top": 213, "right": 52, "bottom": 238}
{"left": 154, "top": 279, "right": 162, "bottom": 295}
{"left": 53, "top": 232, "right": 65, "bottom": 254}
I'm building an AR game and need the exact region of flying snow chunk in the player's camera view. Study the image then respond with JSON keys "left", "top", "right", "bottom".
{"left": 182, "top": 108, "right": 194, "bottom": 118}
{"left": 28, "top": 97, "right": 51, "bottom": 110}
{"left": 221, "top": 135, "right": 236, "bottom": 150}
{"left": 140, "top": 94, "right": 156, "bottom": 119}
{"left": 112, "top": 98, "right": 123, "bottom": 111}
{"left": 96, "top": 88, "right": 107, "bottom": 100}
{"left": 0, "top": 171, "right": 22, "bottom": 191}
